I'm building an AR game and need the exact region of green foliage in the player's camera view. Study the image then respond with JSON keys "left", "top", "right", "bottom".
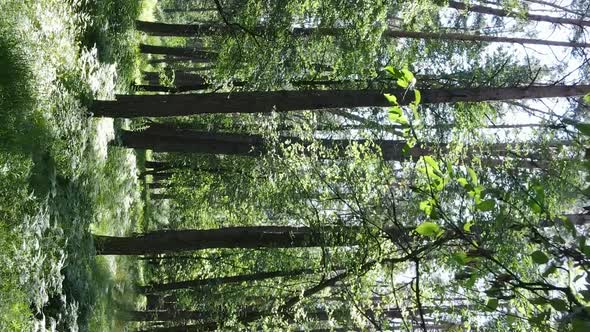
{"left": 0, "top": 25, "right": 38, "bottom": 153}
{"left": 530, "top": 250, "right": 549, "bottom": 264}
{"left": 416, "top": 221, "right": 441, "bottom": 236}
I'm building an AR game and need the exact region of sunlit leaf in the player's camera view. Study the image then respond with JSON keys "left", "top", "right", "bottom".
{"left": 467, "top": 168, "right": 478, "bottom": 185}
{"left": 384, "top": 93, "right": 399, "bottom": 105}
{"left": 463, "top": 220, "right": 474, "bottom": 232}
{"left": 416, "top": 222, "right": 441, "bottom": 236}
{"left": 414, "top": 89, "right": 421, "bottom": 104}
{"left": 457, "top": 177, "right": 468, "bottom": 187}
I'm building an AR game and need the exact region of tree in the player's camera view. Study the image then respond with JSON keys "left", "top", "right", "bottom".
{"left": 135, "top": 21, "right": 590, "bottom": 48}
{"left": 139, "top": 268, "right": 316, "bottom": 293}
{"left": 92, "top": 85, "right": 590, "bottom": 117}
{"left": 447, "top": 0, "right": 590, "bottom": 27}
{"left": 94, "top": 226, "right": 361, "bottom": 255}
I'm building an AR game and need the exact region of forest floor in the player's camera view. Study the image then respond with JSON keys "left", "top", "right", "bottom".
{"left": 0, "top": 0, "right": 155, "bottom": 330}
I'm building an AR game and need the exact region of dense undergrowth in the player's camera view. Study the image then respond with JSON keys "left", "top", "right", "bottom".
{"left": 0, "top": 0, "right": 148, "bottom": 330}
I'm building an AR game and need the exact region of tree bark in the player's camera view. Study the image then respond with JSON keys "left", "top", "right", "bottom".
{"left": 92, "top": 85, "right": 590, "bottom": 118}
{"left": 94, "top": 226, "right": 359, "bottom": 255}
{"left": 140, "top": 268, "right": 315, "bottom": 293}
{"left": 448, "top": 0, "right": 590, "bottom": 27}
{"left": 162, "top": 7, "right": 217, "bottom": 14}
{"left": 139, "top": 44, "right": 218, "bottom": 61}
{"left": 117, "top": 126, "right": 562, "bottom": 168}
{"left": 134, "top": 20, "right": 590, "bottom": 47}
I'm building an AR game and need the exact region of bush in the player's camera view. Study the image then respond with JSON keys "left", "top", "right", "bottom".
{"left": 0, "top": 28, "right": 37, "bottom": 154}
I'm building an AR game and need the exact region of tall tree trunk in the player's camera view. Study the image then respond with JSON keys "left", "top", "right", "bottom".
{"left": 132, "top": 84, "right": 212, "bottom": 93}
{"left": 146, "top": 161, "right": 171, "bottom": 169}
{"left": 151, "top": 193, "right": 173, "bottom": 200}
{"left": 142, "top": 71, "right": 207, "bottom": 86}
{"left": 162, "top": 7, "right": 217, "bottom": 13}
{"left": 524, "top": 0, "right": 585, "bottom": 17}
{"left": 139, "top": 44, "right": 218, "bottom": 61}
{"left": 94, "top": 226, "right": 359, "bottom": 255}
{"left": 134, "top": 20, "right": 590, "bottom": 47}
{"left": 140, "top": 268, "right": 315, "bottom": 293}
{"left": 448, "top": 0, "right": 590, "bottom": 27}
{"left": 126, "top": 309, "right": 210, "bottom": 321}
{"left": 117, "top": 126, "right": 562, "bottom": 168}
{"left": 92, "top": 85, "right": 590, "bottom": 118}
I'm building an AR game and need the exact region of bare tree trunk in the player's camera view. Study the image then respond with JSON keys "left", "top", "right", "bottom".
{"left": 94, "top": 226, "right": 359, "bottom": 255}
{"left": 92, "top": 85, "right": 590, "bottom": 118}
{"left": 449, "top": 0, "right": 590, "bottom": 27}
{"left": 140, "top": 268, "right": 315, "bottom": 293}
{"left": 134, "top": 20, "right": 590, "bottom": 47}
{"left": 139, "top": 44, "right": 218, "bottom": 61}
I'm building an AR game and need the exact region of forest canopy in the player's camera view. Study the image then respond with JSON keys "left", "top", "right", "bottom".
{"left": 1, "top": 0, "right": 590, "bottom": 331}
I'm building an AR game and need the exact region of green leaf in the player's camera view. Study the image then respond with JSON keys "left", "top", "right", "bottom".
{"left": 423, "top": 156, "right": 440, "bottom": 172}
{"left": 532, "top": 184, "right": 545, "bottom": 204}
{"left": 457, "top": 177, "right": 468, "bottom": 187}
{"left": 485, "top": 298, "right": 499, "bottom": 311}
{"left": 531, "top": 250, "right": 550, "bottom": 264}
{"left": 575, "top": 122, "right": 590, "bottom": 136}
{"left": 549, "top": 298, "right": 568, "bottom": 311}
{"left": 397, "top": 78, "right": 408, "bottom": 88}
{"left": 384, "top": 93, "right": 399, "bottom": 106}
{"left": 467, "top": 168, "right": 478, "bottom": 185}
{"left": 414, "top": 89, "right": 421, "bottom": 104}
{"left": 528, "top": 200, "right": 542, "bottom": 214}
{"left": 419, "top": 200, "right": 433, "bottom": 215}
{"left": 401, "top": 143, "right": 411, "bottom": 156}
{"left": 388, "top": 112, "right": 408, "bottom": 125}
{"left": 476, "top": 200, "right": 495, "bottom": 212}
{"left": 463, "top": 220, "right": 474, "bottom": 232}
{"left": 453, "top": 252, "right": 471, "bottom": 265}
{"left": 584, "top": 93, "right": 590, "bottom": 104}
{"left": 384, "top": 66, "right": 402, "bottom": 79}
{"left": 402, "top": 67, "right": 415, "bottom": 82}
{"left": 389, "top": 105, "right": 403, "bottom": 116}
{"left": 416, "top": 222, "right": 441, "bottom": 236}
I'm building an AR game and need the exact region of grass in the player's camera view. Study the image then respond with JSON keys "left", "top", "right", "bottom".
{"left": 0, "top": 0, "right": 150, "bottom": 330}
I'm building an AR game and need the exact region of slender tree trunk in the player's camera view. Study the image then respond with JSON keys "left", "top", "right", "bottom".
{"left": 149, "top": 182, "right": 171, "bottom": 190}
{"left": 151, "top": 193, "right": 173, "bottom": 200}
{"left": 126, "top": 309, "right": 210, "bottom": 321}
{"left": 132, "top": 84, "right": 212, "bottom": 93}
{"left": 140, "top": 268, "right": 315, "bottom": 293}
{"left": 524, "top": 0, "right": 585, "bottom": 17}
{"left": 94, "top": 226, "right": 359, "bottom": 255}
{"left": 448, "top": 0, "right": 590, "bottom": 27}
{"left": 142, "top": 71, "right": 207, "bottom": 86}
{"left": 146, "top": 161, "right": 170, "bottom": 169}
{"left": 162, "top": 7, "right": 217, "bottom": 13}
{"left": 139, "top": 44, "right": 218, "bottom": 61}
{"left": 147, "top": 57, "right": 208, "bottom": 65}
{"left": 134, "top": 20, "right": 590, "bottom": 47}
{"left": 117, "top": 126, "right": 563, "bottom": 166}
{"left": 92, "top": 85, "right": 590, "bottom": 118}
{"left": 150, "top": 173, "right": 173, "bottom": 182}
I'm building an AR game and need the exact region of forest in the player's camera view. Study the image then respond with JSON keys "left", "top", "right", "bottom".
{"left": 1, "top": 0, "right": 590, "bottom": 331}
